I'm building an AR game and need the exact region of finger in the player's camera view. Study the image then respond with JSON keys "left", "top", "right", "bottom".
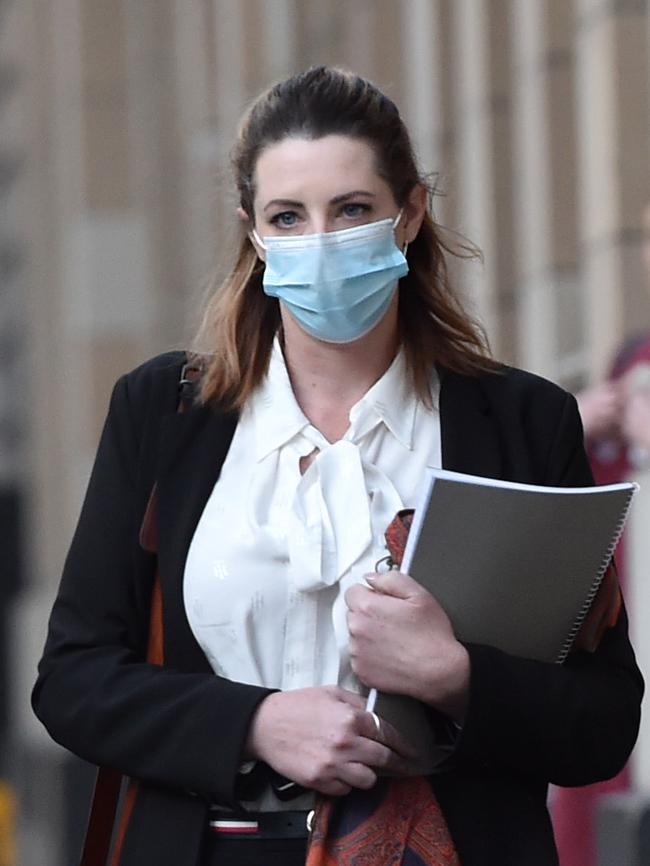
{"left": 380, "top": 752, "right": 421, "bottom": 778}
{"left": 351, "top": 737, "right": 417, "bottom": 777}
{"left": 337, "top": 761, "right": 377, "bottom": 791}
{"left": 344, "top": 583, "right": 368, "bottom": 611}
{"left": 317, "top": 778, "right": 352, "bottom": 797}
{"left": 369, "top": 711, "right": 382, "bottom": 741}
{"left": 374, "top": 717, "right": 420, "bottom": 760}
{"left": 353, "top": 712, "right": 420, "bottom": 764}
{"left": 359, "top": 710, "right": 383, "bottom": 741}
{"left": 333, "top": 687, "right": 367, "bottom": 710}
{"left": 365, "top": 570, "right": 424, "bottom": 600}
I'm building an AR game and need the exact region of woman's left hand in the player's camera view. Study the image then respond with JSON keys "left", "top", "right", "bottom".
{"left": 345, "top": 571, "right": 470, "bottom": 723}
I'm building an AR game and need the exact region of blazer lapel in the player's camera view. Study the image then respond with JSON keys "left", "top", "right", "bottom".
{"left": 156, "top": 403, "right": 238, "bottom": 670}
{"left": 439, "top": 370, "right": 503, "bottom": 479}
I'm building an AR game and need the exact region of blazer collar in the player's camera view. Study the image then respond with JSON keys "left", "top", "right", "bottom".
{"left": 439, "top": 369, "right": 503, "bottom": 479}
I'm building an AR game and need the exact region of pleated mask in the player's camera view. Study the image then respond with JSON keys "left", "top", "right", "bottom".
{"left": 253, "top": 213, "right": 408, "bottom": 343}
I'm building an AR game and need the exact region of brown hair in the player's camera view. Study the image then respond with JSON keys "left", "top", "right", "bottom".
{"left": 195, "top": 65, "right": 498, "bottom": 409}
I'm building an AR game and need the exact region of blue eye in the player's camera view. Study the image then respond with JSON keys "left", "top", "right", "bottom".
{"left": 342, "top": 203, "right": 371, "bottom": 218}
{"left": 270, "top": 211, "right": 298, "bottom": 228}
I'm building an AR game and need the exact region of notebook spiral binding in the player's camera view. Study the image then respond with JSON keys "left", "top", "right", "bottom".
{"left": 556, "top": 482, "right": 639, "bottom": 664}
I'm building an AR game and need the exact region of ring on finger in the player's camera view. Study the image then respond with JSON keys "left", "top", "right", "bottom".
{"left": 369, "top": 711, "right": 382, "bottom": 739}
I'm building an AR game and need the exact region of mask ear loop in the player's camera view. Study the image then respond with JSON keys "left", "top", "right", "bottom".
{"left": 392, "top": 209, "right": 408, "bottom": 256}
{"left": 250, "top": 227, "right": 267, "bottom": 251}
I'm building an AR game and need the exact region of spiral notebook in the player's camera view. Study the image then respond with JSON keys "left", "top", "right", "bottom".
{"left": 366, "top": 468, "right": 638, "bottom": 771}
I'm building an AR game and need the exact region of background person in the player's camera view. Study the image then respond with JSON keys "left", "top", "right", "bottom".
{"left": 553, "top": 200, "right": 650, "bottom": 866}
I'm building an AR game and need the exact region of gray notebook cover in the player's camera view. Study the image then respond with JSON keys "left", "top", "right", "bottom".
{"left": 369, "top": 469, "right": 637, "bottom": 772}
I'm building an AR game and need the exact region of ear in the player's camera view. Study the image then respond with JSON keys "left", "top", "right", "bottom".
{"left": 238, "top": 206, "right": 266, "bottom": 261}
{"left": 401, "top": 183, "right": 428, "bottom": 244}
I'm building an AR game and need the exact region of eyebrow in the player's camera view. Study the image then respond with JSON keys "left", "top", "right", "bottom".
{"left": 330, "top": 190, "right": 376, "bottom": 205}
{"left": 263, "top": 190, "right": 376, "bottom": 213}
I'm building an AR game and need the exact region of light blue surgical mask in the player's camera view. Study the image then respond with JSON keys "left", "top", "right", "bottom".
{"left": 252, "top": 213, "right": 408, "bottom": 343}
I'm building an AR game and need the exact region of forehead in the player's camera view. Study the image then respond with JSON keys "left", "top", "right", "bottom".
{"left": 253, "top": 135, "right": 389, "bottom": 202}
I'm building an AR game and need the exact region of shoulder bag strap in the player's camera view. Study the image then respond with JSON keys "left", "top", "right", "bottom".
{"left": 80, "top": 358, "right": 201, "bottom": 866}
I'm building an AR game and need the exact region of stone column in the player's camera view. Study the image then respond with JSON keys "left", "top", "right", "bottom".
{"left": 573, "top": 7, "right": 650, "bottom": 860}
{"left": 0, "top": 0, "right": 27, "bottom": 786}
{"left": 260, "top": 0, "right": 298, "bottom": 82}
{"left": 449, "top": 0, "right": 515, "bottom": 361}
{"left": 400, "top": 0, "right": 440, "bottom": 182}
{"left": 169, "top": 0, "right": 223, "bottom": 325}
{"left": 511, "top": 0, "right": 581, "bottom": 384}
{"left": 15, "top": 5, "right": 102, "bottom": 862}
{"left": 574, "top": 0, "right": 650, "bottom": 383}
{"left": 13, "top": 2, "right": 212, "bottom": 863}
{"left": 426, "top": 1, "right": 461, "bottom": 236}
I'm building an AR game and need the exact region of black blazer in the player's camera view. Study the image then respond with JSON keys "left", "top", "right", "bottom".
{"left": 32, "top": 352, "right": 643, "bottom": 866}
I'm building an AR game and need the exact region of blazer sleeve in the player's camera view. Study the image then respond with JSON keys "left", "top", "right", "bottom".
{"left": 31, "top": 369, "right": 274, "bottom": 806}
{"left": 453, "top": 392, "right": 644, "bottom": 786}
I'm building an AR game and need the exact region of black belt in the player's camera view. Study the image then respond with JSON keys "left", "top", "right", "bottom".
{"left": 209, "top": 809, "right": 314, "bottom": 840}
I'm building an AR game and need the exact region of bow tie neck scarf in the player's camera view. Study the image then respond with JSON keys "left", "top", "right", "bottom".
{"left": 286, "top": 436, "right": 404, "bottom": 687}
{"left": 288, "top": 438, "right": 404, "bottom": 593}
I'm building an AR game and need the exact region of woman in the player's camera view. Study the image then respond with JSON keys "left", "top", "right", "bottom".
{"left": 32, "top": 66, "right": 642, "bottom": 866}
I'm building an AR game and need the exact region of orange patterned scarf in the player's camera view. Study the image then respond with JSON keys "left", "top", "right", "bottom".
{"left": 305, "top": 778, "right": 459, "bottom": 866}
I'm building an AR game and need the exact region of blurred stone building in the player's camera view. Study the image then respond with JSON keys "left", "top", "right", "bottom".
{"left": 0, "top": 1, "right": 649, "bottom": 864}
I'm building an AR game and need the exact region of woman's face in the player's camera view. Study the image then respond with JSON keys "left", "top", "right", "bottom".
{"left": 249, "top": 134, "right": 423, "bottom": 249}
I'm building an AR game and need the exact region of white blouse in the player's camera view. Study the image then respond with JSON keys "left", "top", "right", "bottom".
{"left": 184, "top": 340, "right": 442, "bottom": 697}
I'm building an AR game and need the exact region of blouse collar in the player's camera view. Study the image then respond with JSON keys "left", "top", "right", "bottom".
{"left": 252, "top": 337, "right": 436, "bottom": 461}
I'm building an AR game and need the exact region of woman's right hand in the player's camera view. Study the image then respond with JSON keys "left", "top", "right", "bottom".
{"left": 244, "top": 685, "right": 417, "bottom": 796}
